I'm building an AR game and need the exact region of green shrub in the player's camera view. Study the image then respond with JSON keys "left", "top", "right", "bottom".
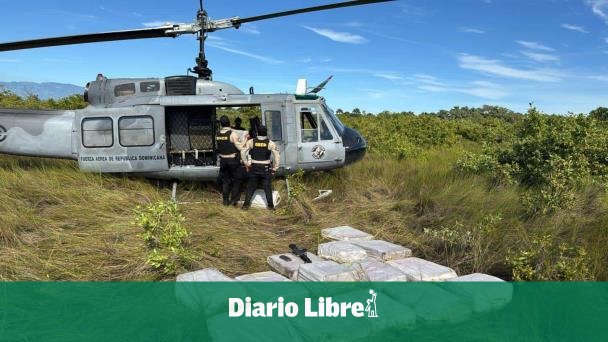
{"left": 507, "top": 235, "right": 592, "bottom": 281}
{"left": 287, "top": 169, "right": 307, "bottom": 201}
{"left": 133, "top": 201, "right": 194, "bottom": 275}
{"left": 424, "top": 214, "right": 503, "bottom": 274}
{"left": 455, "top": 152, "right": 497, "bottom": 175}
{"left": 589, "top": 107, "right": 608, "bottom": 121}
{"left": 0, "top": 90, "right": 86, "bottom": 110}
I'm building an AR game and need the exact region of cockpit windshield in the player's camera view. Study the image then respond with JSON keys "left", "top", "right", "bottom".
{"left": 322, "top": 104, "right": 345, "bottom": 137}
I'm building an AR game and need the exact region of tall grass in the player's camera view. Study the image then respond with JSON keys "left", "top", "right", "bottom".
{"left": 1, "top": 148, "right": 605, "bottom": 280}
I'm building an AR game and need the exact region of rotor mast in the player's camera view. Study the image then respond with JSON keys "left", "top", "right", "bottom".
{"left": 191, "top": 0, "right": 213, "bottom": 79}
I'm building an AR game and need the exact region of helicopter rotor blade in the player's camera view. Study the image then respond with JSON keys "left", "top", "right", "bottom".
{"left": 0, "top": 24, "right": 198, "bottom": 52}
{"left": 0, "top": 1, "right": 395, "bottom": 52}
{"left": 233, "top": 0, "right": 395, "bottom": 25}
{"left": 310, "top": 75, "right": 334, "bottom": 94}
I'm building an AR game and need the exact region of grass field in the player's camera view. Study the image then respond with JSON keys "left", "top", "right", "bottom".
{"left": 1, "top": 93, "right": 605, "bottom": 281}
{"left": 1, "top": 148, "right": 606, "bottom": 281}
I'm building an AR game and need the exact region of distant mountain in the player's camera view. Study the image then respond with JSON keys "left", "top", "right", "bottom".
{"left": 0, "top": 81, "right": 83, "bottom": 99}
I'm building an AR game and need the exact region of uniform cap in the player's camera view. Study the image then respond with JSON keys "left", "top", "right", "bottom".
{"left": 258, "top": 126, "right": 268, "bottom": 136}
{"left": 219, "top": 116, "right": 230, "bottom": 127}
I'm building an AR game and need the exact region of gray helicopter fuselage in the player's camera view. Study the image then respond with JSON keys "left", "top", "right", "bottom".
{"left": 0, "top": 76, "right": 367, "bottom": 181}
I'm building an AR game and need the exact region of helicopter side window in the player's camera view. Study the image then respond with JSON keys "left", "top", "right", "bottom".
{"left": 264, "top": 110, "right": 282, "bottom": 141}
{"left": 300, "top": 110, "right": 319, "bottom": 143}
{"left": 118, "top": 116, "right": 154, "bottom": 147}
{"left": 320, "top": 119, "right": 333, "bottom": 141}
{"left": 140, "top": 81, "right": 160, "bottom": 93}
{"left": 82, "top": 117, "right": 113, "bottom": 148}
{"left": 114, "top": 83, "right": 136, "bottom": 97}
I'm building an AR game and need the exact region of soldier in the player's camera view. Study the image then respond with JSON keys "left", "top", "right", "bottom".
{"left": 232, "top": 117, "right": 246, "bottom": 132}
{"left": 241, "top": 125, "right": 280, "bottom": 210}
{"left": 216, "top": 116, "right": 245, "bottom": 206}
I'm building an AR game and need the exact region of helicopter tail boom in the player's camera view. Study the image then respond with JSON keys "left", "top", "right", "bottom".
{"left": 0, "top": 109, "right": 76, "bottom": 159}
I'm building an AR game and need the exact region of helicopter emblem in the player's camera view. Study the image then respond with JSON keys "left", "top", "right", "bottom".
{"left": 0, "top": 125, "right": 7, "bottom": 143}
{"left": 312, "top": 145, "right": 326, "bottom": 160}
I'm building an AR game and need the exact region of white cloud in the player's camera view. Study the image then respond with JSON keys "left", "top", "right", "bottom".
{"left": 240, "top": 24, "right": 260, "bottom": 35}
{"left": 521, "top": 51, "right": 560, "bottom": 62}
{"left": 458, "top": 54, "right": 562, "bottom": 82}
{"left": 297, "top": 58, "right": 312, "bottom": 63}
{"left": 207, "top": 43, "right": 283, "bottom": 65}
{"left": 313, "top": 66, "right": 403, "bottom": 80}
{"left": 0, "top": 58, "right": 23, "bottom": 63}
{"left": 516, "top": 40, "right": 555, "bottom": 51}
{"left": 341, "top": 21, "right": 365, "bottom": 28}
{"left": 302, "top": 26, "right": 368, "bottom": 44}
{"left": 142, "top": 21, "right": 172, "bottom": 28}
{"left": 412, "top": 74, "right": 446, "bottom": 87}
{"left": 361, "top": 88, "right": 388, "bottom": 99}
{"left": 587, "top": 0, "right": 608, "bottom": 22}
{"left": 374, "top": 73, "right": 403, "bottom": 80}
{"left": 588, "top": 75, "right": 608, "bottom": 81}
{"left": 561, "top": 24, "right": 589, "bottom": 33}
{"left": 460, "top": 27, "right": 485, "bottom": 34}
{"left": 416, "top": 76, "right": 509, "bottom": 100}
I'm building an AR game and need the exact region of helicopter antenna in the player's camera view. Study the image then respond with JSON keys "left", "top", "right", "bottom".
{"left": 0, "top": 0, "right": 395, "bottom": 81}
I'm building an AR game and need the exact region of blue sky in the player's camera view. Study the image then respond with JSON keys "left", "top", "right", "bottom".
{"left": 0, "top": 0, "right": 607, "bottom": 114}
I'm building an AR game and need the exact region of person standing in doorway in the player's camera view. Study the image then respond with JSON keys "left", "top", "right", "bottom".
{"left": 216, "top": 116, "right": 245, "bottom": 206}
{"left": 241, "top": 126, "right": 280, "bottom": 210}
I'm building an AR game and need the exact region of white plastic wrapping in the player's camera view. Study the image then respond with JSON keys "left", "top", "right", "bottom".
{"left": 352, "top": 260, "right": 409, "bottom": 282}
{"left": 290, "top": 314, "right": 375, "bottom": 341}
{"left": 388, "top": 258, "right": 458, "bottom": 282}
{"left": 321, "top": 226, "right": 374, "bottom": 241}
{"left": 235, "top": 271, "right": 291, "bottom": 282}
{"left": 251, "top": 190, "right": 281, "bottom": 209}
{"left": 445, "top": 273, "right": 513, "bottom": 313}
{"left": 297, "top": 261, "right": 357, "bottom": 282}
{"left": 267, "top": 253, "right": 323, "bottom": 280}
{"left": 175, "top": 268, "right": 246, "bottom": 315}
{"left": 176, "top": 268, "right": 234, "bottom": 282}
{"left": 446, "top": 273, "right": 505, "bottom": 282}
{"left": 384, "top": 284, "right": 472, "bottom": 324}
{"left": 208, "top": 314, "right": 304, "bottom": 342}
{"left": 317, "top": 241, "right": 368, "bottom": 264}
{"left": 351, "top": 240, "right": 412, "bottom": 261}
{"left": 333, "top": 290, "right": 417, "bottom": 331}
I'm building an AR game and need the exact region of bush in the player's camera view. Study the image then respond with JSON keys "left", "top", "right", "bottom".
{"left": 589, "top": 107, "right": 608, "bottom": 121}
{"left": 506, "top": 235, "right": 592, "bottom": 281}
{"left": 424, "top": 214, "right": 503, "bottom": 274}
{"left": 455, "top": 152, "right": 497, "bottom": 175}
{"left": 133, "top": 201, "right": 194, "bottom": 275}
{"left": 453, "top": 108, "right": 608, "bottom": 214}
{"left": 0, "top": 90, "right": 86, "bottom": 110}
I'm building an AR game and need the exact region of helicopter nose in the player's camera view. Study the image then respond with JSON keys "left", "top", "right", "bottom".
{"left": 342, "top": 127, "right": 367, "bottom": 165}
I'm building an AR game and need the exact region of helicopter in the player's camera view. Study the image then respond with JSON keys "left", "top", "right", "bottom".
{"left": 0, "top": 0, "right": 394, "bottom": 182}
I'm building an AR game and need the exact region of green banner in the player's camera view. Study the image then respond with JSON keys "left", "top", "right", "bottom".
{"left": 0, "top": 283, "right": 606, "bottom": 341}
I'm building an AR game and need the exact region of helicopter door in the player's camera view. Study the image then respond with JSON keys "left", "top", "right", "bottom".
{"left": 262, "top": 103, "right": 287, "bottom": 169}
{"left": 296, "top": 105, "right": 344, "bottom": 169}
{"left": 77, "top": 106, "right": 167, "bottom": 173}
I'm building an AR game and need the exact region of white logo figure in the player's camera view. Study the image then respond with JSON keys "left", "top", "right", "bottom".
{"left": 311, "top": 145, "right": 326, "bottom": 159}
{"left": 365, "top": 290, "right": 378, "bottom": 318}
